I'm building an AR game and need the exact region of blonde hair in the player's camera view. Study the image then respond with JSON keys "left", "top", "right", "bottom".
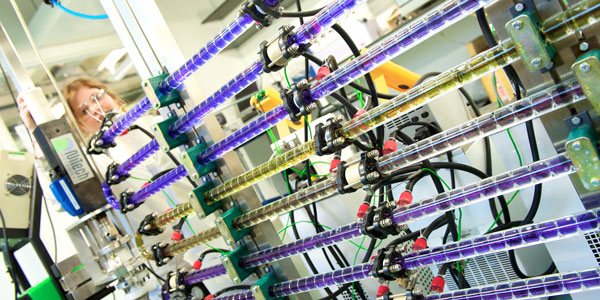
{"left": 62, "top": 78, "right": 125, "bottom": 131}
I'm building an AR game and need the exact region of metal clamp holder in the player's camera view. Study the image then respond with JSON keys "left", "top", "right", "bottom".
{"left": 335, "top": 161, "right": 357, "bottom": 194}
{"left": 314, "top": 116, "right": 349, "bottom": 156}
{"left": 222, "top": 245, "right": 255, "bottom": 283}
{"left": 573, "top": 49, "right": 600, "bottom": 114}
{"left": 165, "top": 270, "right": 187, "bottom": 294}
{"left": 119, "top": 190, "right": 139, "bottom": 213}
{"left": 505, "top": 0, "right": 555, "bottom": 72}
{"left": 241, "top": 0, "right": 281, "bottom": 27}
{"left": 181, "top": 142, "right": 217, "bottom": 181}
{"left": 151, "top": 242, "right": 172, "bottom": 267}
{"left": 141, "top": 73, "right": 182, "bottom": 109}
{"left": 565, "top": 113, "right": 600, "bottom": 192}
{"left": 151, "top": 116, "right": 190, "bottom": 152}
{"left": 260, "top": 25, "right": 307, "bottom": 73}
{"left": 138, "top": 212, "right": 163, "bottom": 236}
{"left": 371, "top": 245, "right": 409, "bottom": 281}
{"left": 105, "top": 162, "right": 128, "bottom": 185}
{"left": 360, "top": 203, "right": 400, "bottom": 239}
{"left": 189, "top": 181, "right": 223, "bottom": 218}
{"left": 283, "top": 79, "right": 315, "bottom": 122}
{"left": 252, "top": 272, "right": 281, "bottom": 300}
{"left": 216, "top": 206, "right": 251, "bottom": 246}
{"left": 359, "top": 150, "right": 383, "bottom": 185}
{"left": 87, "top": 112, "right": 119, "bottom": 155}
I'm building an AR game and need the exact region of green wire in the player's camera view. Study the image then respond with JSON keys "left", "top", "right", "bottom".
{"left": 354, "top": 78, "right": 365, "bottom": 109}
{"left": 283, "top": 66, "right": 292, "bottom": 89}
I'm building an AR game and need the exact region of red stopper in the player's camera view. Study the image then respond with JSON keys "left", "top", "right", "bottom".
{"left": 412, "top": 237, "right": 428, "bottom": 251}
{"left": 376, "top": 285, "right": 390, "bottom": 297}
{"left": 171, "top": 230, "right": 183, "bottom": 241}
{"left": 357, "top": 203, "right": 370, "bottom": 218}
{"left": 316, "top": 66, "right": 331, "bottom": 81}
{"left": 353, "top": 109, "right": 367, "bottom": 118}
{"left": 193, "top": 260, "right": 202, "bottom": 270}
{"left": 204, "top": 294, "right": 215, "bottom": 300}
{"left": 119, "top": 128, "right": 129, "bottom": 136}
{"left": 397, "top": 191, "right": 413, "bottom": 206}
{"left": 330, "top": 158, "right": 341, "bottom": 173}
{"left": 383, "top": 139, "right": 398, "bottom": 155}
{"left": 431, "top": 276, "right": 445, "bottom": 293}
{"left": 140, "top": 182, "right": 150, "bottom": 189}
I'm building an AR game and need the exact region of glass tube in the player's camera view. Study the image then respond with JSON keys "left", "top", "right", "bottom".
{"left": 293, "top": 0, "right": 366, "bottom": 45}
{"left": 403, "top": 209, "right": 600, "bottom": 269}
{"left": 198, "top": 106, "right": 289, "bottom": 164}
{"left": 157, "top": 14, "right": 255, "bottom": 95}
{"left": 393, "top": 154, "right": 575, "bottom": 225}
{"left": 205, "top": 142, "right": 317, "bottom": 203}
{"left": 421, "top": 268, "right": 600, "bottom": 300}
{"left": 542, "top": 0, "right": 600, "bottom": 44}
{"left": 100, "top": 97, "right": 153, "bottom": 145}
{"left": 164, "top": 227, "right": 220, "bottom": 257}
{"left": 213, "top": 291, "right": 253, "bottom": 300}
{"left": 240, "top": 223, "right": 361, "bottom": 268}
{"left": 308, "top": 0, "right": 498, "bottom": 102}
{"left": 114, "top": 138, "right": 160, "bottom": 179}
{"left": 130, "top": 165, "right": 188, "bottom": 205}
{"left": 378, "top": 80, "right": 584, "bottom": 174}
{"left": 168, "top": 60, "right": 264, "bottom": 137}
{"left": 102, "top": 182, "right": 120, "bottom": 210}
{"left": 152, "top": 202, "right": 194, "bottom": 228}
{"left": 183, "top": 264, "right": 227, "bottom": 286}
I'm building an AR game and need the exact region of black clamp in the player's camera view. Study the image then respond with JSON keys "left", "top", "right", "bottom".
{"left": 283, "top": 80, "right": 315, "bottom": 122}
{"left": 260, "top": 25, "right": 308, "bottom": 73}
{"left": 335, "top": 161, "right": 357, "bottom": 195}
{"left": 371, "top": 245, "right": 409, "bottom": 281}
{"left": 360, "top": 203, "right": 400, "bottom": 239}
{"left": 138, "top": 213, "right": 163, "bottom": 236}
{"left": 359, "top": 150, "right": 383, "bottom": 185}
{"left": 314, "top": 117, "right": 349, "bottom": 156}
{"left": 164, "top": 269, "right": 188, "bottom": 297}
{"left": 105, "top": 162, "right": 129, "bottom": 185}
{"left": 241, "top": 0, "right": 281, "bottom": 27}
{"left": 119, "top": 190, "right": 139, "bottom": 213}
{"left": 151, "top": 242, "right": 172, "bottom": 267}
{"left": 86, "top": 112, "right": 118, "bottom": 155}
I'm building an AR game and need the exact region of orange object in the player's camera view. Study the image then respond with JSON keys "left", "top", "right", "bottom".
{"left": 369, "top": 58, "right": 420, "bottom": 93}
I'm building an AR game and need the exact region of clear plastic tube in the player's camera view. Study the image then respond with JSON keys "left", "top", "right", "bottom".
{"left": 153, "top": 202, "right": 194, "bottom": 228}
{"left": 213, "top": 291, "right": 253, "bottom": 300}
{"left": 308, "top": 0, "right": 499, "bottom": 101}
{"left": 419, "top": 268, "right": 600, "bottom": 300}
{"left": 393, "top": 154, "right": 575, "bottom": 225}
{"left": 157, "top": 14, "right": 255, "bottom": 95}
{"left": 168, "top": 60, "right": 264, "bottom": 137}
{"left": 100, "top": 14, "right": 255, "bottom": 144}
{"left": 378, "top": 80, "right": 584, "bottom": 174}
{"left": 183, "top": 264, "right": 227, "bottom": 286}
{"left": 198, "top": 106, "right": 289, "bottom": 164}
{"left": 100, "top": 97, "right": 153, "bottom": 145}
{"left": 542, "top": 0, "right": 600, "bottom": 44}
{"left": 114, "top": 138, "right": 160, "bottom": 179}
{"left": 403, "top": 209, "right": 600, "bottom": 269}
{"left": 130, "top": 165, "right": 188, "bottom": 205}
{"left": 205, "top": 142, "right": 317, "bottom": 203}
{"left": 164, "top": 227, "right": 220, "bottom": 257}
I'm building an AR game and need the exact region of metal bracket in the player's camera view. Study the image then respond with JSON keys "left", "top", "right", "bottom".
{"left": 283, "top": 80, "right": 315, "bottom": 122}
{"left": 371, "top": 245, "right": 408, "bottom": 281}
{"left": 573, "top": 50, "right": 600, "bottom": 114}
{"left": 360, "top": 203, "right": 399, "bottom": 239}
{"left": 141, "top": 73, "right": 182, "bottom": 109}
{"left": 216, "top": 206, "right": 251, "bottom": 246}
{"left": 314, "top": 116, "right": 349, "bottom": 156}
{"left": 251, "top": 272, "right": 281, "bottom": 300}
{"left": 151, "top": 116, "right": 189, "bottom": 152}
{"left": 506, "top": 14, "right": 555, "bottom": 72}
{"left": 188, "top": 181, "right": 223, "bottom": 218}
{"left": 566, "top": 125, "right": 600, "bottom": 191}
{"left": 221, "top": 245, "right": 255, "bottom": 284}
{"left": 181, "top": 143, "right": 217, "bottom": 181}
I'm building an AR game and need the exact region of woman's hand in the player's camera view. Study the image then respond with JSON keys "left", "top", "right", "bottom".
{"left": 17, "top": 94, "right": 37, "bottom": 131}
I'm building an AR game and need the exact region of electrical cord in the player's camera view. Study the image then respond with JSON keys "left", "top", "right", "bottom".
{"left": 142, "top": 263, "right": 166, "bottom": 282}
{"left": 281, "top": 7, "right": 323, "bottom": 17}
{"left": 213, "top": 285, "right": 252, "bottom": 297}
{"left": 0, "top": 208, "right": 19, "bottom": 300}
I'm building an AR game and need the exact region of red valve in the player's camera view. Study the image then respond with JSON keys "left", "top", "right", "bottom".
{"left": 193, "top": 260, "right": 203, "bottom": 270}
{"left": 397, "top": 191, "right": 413, "bottom": 206}
{"left": 330, "top": 157, "right": 341, "bottom": 173}
{"left": 119, "top": 128, "right": 130, "bottom": 136}
{"left": 204, "top": 294, "right": 215, "bottom": 300}
{"left": 316, "top": 66, "right": 331, "bottom": 81}
{"left": 376, "top": 285, "right": 390, "bottom": 297}
{"left": 383, "top": 139, "right": 398, "bottom": 155}
{"left": 430, "top": 276, "right": 445, "bottom": 293}
{"left": 412, "top": 237, "right": 428, "bottom": 251}
{"left": 356, "top": 203, "right": 370, "bottom": 218}
{"left": 171, "top": 230, "right": 183, "bottom": 241}
{"left": 140, "top": 182, "right": 151, "bottom": 189}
